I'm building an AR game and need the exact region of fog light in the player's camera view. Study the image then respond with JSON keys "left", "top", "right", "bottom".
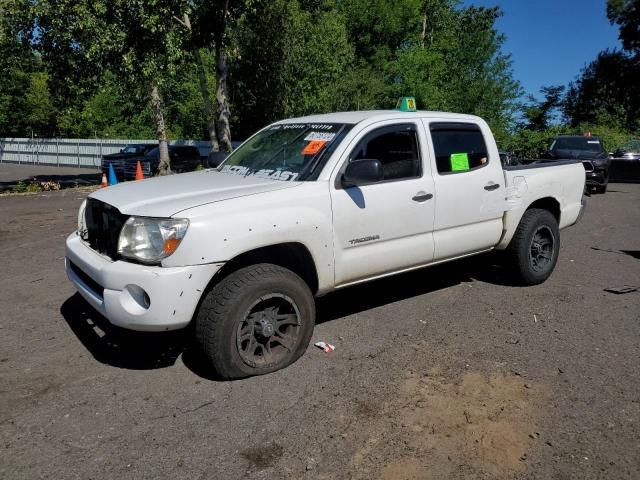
{"left": 120, "top": 284, "right": 151, "bottom": 316}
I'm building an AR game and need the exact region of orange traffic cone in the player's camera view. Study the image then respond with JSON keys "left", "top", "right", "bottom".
{"left": 100, "top": 172, "right": 108, "bottom": 188}
{"left": 135, "top": 161, "right": 144, "bottom": 181}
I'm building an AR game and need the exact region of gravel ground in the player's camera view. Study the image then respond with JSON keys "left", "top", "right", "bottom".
{"left": 0, "top": 185, "right": 639, "bottom": 479}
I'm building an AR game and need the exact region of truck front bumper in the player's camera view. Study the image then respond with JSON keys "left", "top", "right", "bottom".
{"left": 585, "top": 168, "right": 608, "bottom": 187}
{"left": 65, "top": 233, "right": 221, "bottom": 331}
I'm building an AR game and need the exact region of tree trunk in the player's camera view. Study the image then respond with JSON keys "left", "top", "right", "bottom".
{"left": 195, "top": 48, "right": 220, "bottom": 152}
{"left": 149, "top": 80, "right": 171, "bottom": 175}
{"left": 215, "top": 42, "right": 233, "bottom": 152}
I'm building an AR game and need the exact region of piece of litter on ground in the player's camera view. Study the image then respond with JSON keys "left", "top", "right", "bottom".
{"left": 419, "top": 320, "right": 427, "bottom": 324}
{"left": 603, "top": 285, "right": 638, "bottom": 295}
{"left": 533, "top": 314, "right": 538, "bottom": 323}
{"left": 314, "top": 341, "right": 335, "bottom": 353}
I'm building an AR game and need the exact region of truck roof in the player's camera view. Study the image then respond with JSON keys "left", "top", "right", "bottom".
{"left": 276, "top": 110, "right": 484, "bottom": 125}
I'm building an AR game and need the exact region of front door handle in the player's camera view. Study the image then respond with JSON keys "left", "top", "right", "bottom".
{"left": 484, "top": 183, "right": 500, "bottom": 191}
{"left": 412, "top": 192, "right": 433, "bottom": 202}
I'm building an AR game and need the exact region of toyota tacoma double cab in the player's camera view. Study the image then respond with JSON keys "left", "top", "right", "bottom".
{"left": 66, "top": 108, "right": 586, "bottom": 379}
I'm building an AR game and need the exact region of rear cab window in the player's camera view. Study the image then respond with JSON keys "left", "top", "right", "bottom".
{"left": 429, "top": 122, "right": 489, "bottom": 174}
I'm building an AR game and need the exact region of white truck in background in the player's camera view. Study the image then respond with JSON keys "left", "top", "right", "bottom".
{"left": 66, "top": 107, "right": 586, "bottom": 378}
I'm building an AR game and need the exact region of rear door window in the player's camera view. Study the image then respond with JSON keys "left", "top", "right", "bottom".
{"left": 430, "top": 123, "right": 489, "bottom": 174}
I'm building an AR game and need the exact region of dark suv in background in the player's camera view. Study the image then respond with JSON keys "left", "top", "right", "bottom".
{"left": 102, "top": 145, "right": 205, "bottom": 180}
{"left": 123, "top": 145, "right": 203, "bottom": 179}
{"left": 101, "top": 144, "right": 155, "bottom": 179}
{"left": 548, "top": 135, "right": 611, "bottom": 193}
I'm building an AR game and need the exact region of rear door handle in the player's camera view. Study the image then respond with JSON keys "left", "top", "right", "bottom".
{"left": 412, "top": 192, "right": 433, "bottom": 202}
{"left": 484, "top": 183, "right": 500, "bottom": 191}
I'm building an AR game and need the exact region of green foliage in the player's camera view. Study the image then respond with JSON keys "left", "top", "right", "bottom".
{"left": 499, "top": 123, "right": 637, "bottom": 159}
{"left": 564, "top": 50, "right": 640, "bottom": 132}
{"left": 232, "top": 0, "right": 520, "bottom": 137}
{"left": 232, "top": 0, "right": 356, "bottom": 137}
{"left": 522, "top": 86, "right": 565, "bottom": 131}
{"left": 12, "top": 180, "right": 28, "bottom": 193}
{"left": 607, "top": 0, "right": 640, "bottom": 54}
{"left": 25, "top": 182, "right": 44, "bottom": 193}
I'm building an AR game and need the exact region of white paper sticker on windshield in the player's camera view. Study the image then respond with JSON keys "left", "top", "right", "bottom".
{"left": 220, "top": 165, "right": 299, "bottom": 182}
{"left": 587, "top": 140, "right": 600, "bottom": 144}
{"left": 304, "top": 132, "right": 336, "bottom": 142}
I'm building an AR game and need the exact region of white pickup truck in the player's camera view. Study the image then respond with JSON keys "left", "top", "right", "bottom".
{"left": 66, "top": 109, "right": 586, "bottom": 378}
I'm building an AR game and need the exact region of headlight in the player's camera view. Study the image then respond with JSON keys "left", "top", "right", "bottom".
{"left": 117, "top": 217, "right": 189, "bottom": 264}
{"left": 77, "top": 199, "right": 87, "bottom": 238}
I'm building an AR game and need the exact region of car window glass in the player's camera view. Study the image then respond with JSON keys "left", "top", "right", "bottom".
{"left": 350, "top": 124, "right": 421, "bottom": 181}
{"left": 430, "top": 123, "right": 488, "bottom": 174}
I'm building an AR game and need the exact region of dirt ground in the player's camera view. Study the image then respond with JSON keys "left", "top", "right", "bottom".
{"left": 1, "top": 184, "right": 639, "bottom": 479}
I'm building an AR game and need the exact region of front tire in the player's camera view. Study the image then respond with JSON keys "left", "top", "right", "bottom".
{"left": 506, "top": 209, "right": 560, "bottom": 285}
{"left": 195, "top": 264, "right": 315, "bottom": 379}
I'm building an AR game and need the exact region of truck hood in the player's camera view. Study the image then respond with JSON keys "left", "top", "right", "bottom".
{"left": 89, "top": 170, "right": 299, "bottom": 217}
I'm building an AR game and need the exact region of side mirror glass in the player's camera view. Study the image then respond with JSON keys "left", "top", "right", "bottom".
{"left": 342, "top": 158, "right": 384, "bottom": 187}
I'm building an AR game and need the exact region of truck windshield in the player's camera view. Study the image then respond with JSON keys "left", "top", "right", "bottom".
{"left": 551, "top": 137, "right": 603, "bottom": 152}
{"left": 122, "top": 145, "right": 148, "bottom": 154}
{"left": 218, "top": 123, "right": 350, "bottom": 181}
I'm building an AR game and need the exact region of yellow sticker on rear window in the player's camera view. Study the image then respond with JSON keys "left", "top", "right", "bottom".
{"left": 451, "top": 153, "right": 470, "bottom": 171}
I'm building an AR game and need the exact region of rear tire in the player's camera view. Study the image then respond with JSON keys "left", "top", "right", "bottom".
{"left": 195, "top": 263, "right": 315, "bottom": 379}
{"left": 506, "top": 208, "right": 560, "bottom": 285}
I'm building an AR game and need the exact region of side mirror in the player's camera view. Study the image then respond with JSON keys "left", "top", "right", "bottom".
{"left": 342, "top": 158, "right": 384, "bottom": 187}
{"left": 119, "top": 148, "right": 124, "bottom": 153}
{"left": 207, "top": 151, "right": 228, "bottom": 168}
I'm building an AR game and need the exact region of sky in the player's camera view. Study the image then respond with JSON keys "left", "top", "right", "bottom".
{"left": 462, "top": 0, "right": 622, "bottom": 99}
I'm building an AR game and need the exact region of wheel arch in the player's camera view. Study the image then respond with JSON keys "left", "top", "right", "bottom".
{"left": 208, "top": 242, "right": 320, "bottom": 295}
{"left": 526, "top": 196, "right": 561, "bottom": 222}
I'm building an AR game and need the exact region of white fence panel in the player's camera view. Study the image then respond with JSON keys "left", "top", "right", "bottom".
{"left": 0, "top": 138, "right": 214, "bottom": 168}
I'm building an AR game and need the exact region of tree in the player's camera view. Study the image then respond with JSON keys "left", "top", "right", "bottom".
{"left": 607, "top": 0, "right": 640, "bottom": 54}
{"left": 366, "top": 1, "right": 521, "bottom": 133}
{"left": 564, "top": 50, "right": 640, "bottom": 130}
{"left": 174, "top": 12, "right": 220, "bottom": 152}
{"left": 191, "top": 0, "right": 253, "bottom": 152}
{"left": 521, "top": 85, "right": 565, "bottom": 131}
{"left": 231, "top": 0, "right": 355, "bottom": 136}
{"left": 35, "top": 0, "right": 190, "bottom": 174}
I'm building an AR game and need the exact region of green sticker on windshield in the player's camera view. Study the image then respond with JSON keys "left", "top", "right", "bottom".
{"left": 450, "top": 153, "right": 469, "bottom": 171}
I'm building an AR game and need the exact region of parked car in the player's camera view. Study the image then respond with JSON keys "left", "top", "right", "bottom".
{"left": 121, "top": 145, "right": 205, "bottom": 180}
{"left": 101, "top": 144, "right": 155, "bottom": 179}
{"left": 66, "top": 108, "right": 586, "bottom": 379}
{"left": 610, "top": 139, "right": 640, "bottom": 183}
{"left": 547, "top": 135, "right": 611, "bottom": 193}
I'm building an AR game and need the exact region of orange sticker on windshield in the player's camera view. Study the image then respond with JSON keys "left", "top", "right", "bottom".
{"left": 302, "top": 140, "right": 327, "bottom": 155}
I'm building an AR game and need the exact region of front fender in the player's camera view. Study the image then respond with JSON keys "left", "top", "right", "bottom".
{"left": 162, "top": 183, "right": 335, "bottom": 293}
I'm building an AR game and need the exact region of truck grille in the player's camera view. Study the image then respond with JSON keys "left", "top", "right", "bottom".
{"left": 84, "top": 198, "right": 128, "bottom": 259}
{"left": 582, "top": 161, "right": 594, "bottom": 172}
{"left": 68, "top": 260, "right": 104, "bottom": 298}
